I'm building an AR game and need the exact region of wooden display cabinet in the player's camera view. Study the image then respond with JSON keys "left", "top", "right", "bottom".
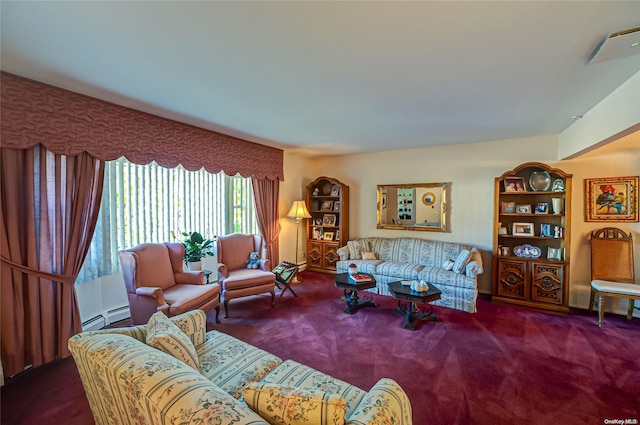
{"left": 492, "top": 162, "right": 572, "bottom": 313}
{"left": 306, "top": 177, "right": 349, "bottom": 274}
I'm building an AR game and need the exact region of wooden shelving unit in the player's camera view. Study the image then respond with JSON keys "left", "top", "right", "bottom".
{"left": 492, "top": 162, "right": 572, "bottom": 313}
{"left": 305, "top": 176, "right": 349, "bottom": 274}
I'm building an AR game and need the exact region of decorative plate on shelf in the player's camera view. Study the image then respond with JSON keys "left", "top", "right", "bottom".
{"left": 321, "top": 182, "right": 332, "bottom": 195}
{"left": 513, "top": 244, "right": 541, "bottom": 258}
{"left": 529, "top": 171, "right": 551, "bottom": 191}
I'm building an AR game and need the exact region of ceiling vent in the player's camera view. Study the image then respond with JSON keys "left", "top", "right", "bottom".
{"left": 589, "top": 26, "right": 640, "bottom": 64}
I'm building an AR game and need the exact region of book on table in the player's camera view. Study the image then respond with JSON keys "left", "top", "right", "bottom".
{"left": 349, "top": 273, "right": 373, "bottom": 283}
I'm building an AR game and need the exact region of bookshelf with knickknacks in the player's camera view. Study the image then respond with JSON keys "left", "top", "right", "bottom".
{"left": 492, "top": 162, "right": 572, "bottom": 313}
{"left": 306, "top": 176, "right": 349, "bottom": 274}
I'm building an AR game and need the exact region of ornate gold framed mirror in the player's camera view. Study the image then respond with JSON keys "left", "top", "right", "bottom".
{"left": 377, "top": 183, "right": 447, "bottom": 232}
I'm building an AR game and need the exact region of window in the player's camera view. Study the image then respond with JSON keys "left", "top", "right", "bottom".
{"left": 77, "top": 157, "right": 257, "bottom": 283}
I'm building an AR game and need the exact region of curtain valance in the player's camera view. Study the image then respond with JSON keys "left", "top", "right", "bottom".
{"left": 1, "top": 72, "right": 284, "bottom": 181}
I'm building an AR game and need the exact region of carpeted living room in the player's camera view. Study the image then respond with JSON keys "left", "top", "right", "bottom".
{"left": 2, "top": 273, "right": 639, "bottom": 425}
{"left": 2, "top": 2, "right": 640, "bottom": 425}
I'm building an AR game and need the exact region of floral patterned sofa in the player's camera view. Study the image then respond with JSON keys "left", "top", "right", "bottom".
{"left": 337, "top": 237, "right": 483, "bottom": 313}
{"left": 68, "top": 309, "right": 412, "bottom": 425}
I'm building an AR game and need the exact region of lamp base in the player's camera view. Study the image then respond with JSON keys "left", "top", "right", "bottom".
{"left": 291, "top": 268, "right": 302, "bottom": 283}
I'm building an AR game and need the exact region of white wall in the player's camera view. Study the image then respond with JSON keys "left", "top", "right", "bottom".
{"left": 558, "top": 70, "right": 640, "bottom": 159}
{"left": 278, "top": 151, "right": 316, "bottom": 267}
{"left": 75, "top": 273, "right": 129, "bottom": 330}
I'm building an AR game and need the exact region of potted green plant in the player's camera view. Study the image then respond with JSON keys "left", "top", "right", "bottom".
{"left": 176, "top": 231, "right": 216, "bottom": 270}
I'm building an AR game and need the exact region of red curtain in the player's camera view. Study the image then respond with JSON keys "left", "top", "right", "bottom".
{"left": 1, "top": 72, "right": 283, "bottom": 180}
{"left": 0, "top": 146, "right": 104, "bottom": 377}
{"left": 251, "top": 176, "right": 281, "bottom": 265}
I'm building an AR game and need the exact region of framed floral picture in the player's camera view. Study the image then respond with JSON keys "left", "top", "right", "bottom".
{"left": 585, "top": 176, "right": 638, "bottom": 222}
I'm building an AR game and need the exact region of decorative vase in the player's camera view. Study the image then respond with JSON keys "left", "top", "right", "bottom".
{"left": 552, "top": 198, "right": 563, "bottom": 214}
{"left": 348, "top": 264, "right": 358, "bottom": 276}
{"left": 187, "top": 261, "right": 202, "bottom": 271}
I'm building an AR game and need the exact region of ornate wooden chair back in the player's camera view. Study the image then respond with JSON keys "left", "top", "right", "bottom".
{"left": 589, "top": 227, "right": 638, "bottom": 327}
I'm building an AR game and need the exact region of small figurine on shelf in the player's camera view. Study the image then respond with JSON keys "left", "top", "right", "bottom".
{"left": 554, "top": 226, "right": 560, "bottom": 238}
{"left": 552, "top": 179, "right": 565, "bottom": 192}
{"left": 312, "top": 187, "right": 320, "bottom": 196}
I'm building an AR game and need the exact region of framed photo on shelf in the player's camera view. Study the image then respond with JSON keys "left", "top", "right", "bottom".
{"left": 322, "top": 214, "right": 336, "bottom": 226}
{"left": 321, "top": 200, "right": 333, "bottom": 211}
{"left": 504, "top": 177, "right": 526, "bottom": 192}
{"left": 501, "top": 201, "right": 515, "bottom": 214}
{"left": 330, "top": 185, "right": 340, "bottom": 197}
{"left": 512, "top": 222, "right": 534, "bottom": 236}
{"left": 535, "top": 202, "right": 548, "bottom": 214}
{"left": 516, "top": 204, "right": 532, "bottom": 214}
{"left": 540, "top": 223, "right": 552, "bottom": 237}
{"left": 584, "top": 176, "right": 638, "bottom": 222}
{"left": 547, "top": 247, "right": 562, "bottom": 260}
{"left": 312, "top": 226, "right": 323, "bottom": 240}
{"left": 335, "top": 230, "right": 341, "bottom": 240}
{"left": 500, "top": 246, "right": 510, "bottom": 256}
{"left": 333, "top": 201, "right": 340, "bottom": 211}
{"left": 323, "top": 231, "right": 334, "bottom": 241}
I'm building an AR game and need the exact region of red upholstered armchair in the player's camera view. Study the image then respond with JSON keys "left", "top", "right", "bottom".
{"left": 118, "top": 242, "right": 220, "bottom": 325}
{"left": 217, "top": 233, "right": 276, "bottom": 318}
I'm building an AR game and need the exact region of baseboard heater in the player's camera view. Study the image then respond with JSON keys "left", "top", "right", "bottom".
{"left": 81, "top": 305, "right": 131, "bottom": 331}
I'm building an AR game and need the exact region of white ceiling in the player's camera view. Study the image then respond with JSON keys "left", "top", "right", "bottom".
{"left": 2, "top": 1, "right": 639, "bottom": 156}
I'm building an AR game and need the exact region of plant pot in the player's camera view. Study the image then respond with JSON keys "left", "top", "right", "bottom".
{"left": 187, "top": 261, "right": 202, "bottom": 271}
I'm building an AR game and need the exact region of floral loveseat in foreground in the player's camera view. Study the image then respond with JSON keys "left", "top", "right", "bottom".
{"left": 337, "top": 237, "right": 483, "bottom": 313}
{"left": 69, "top": 309, "right": 412, "bottom": 425}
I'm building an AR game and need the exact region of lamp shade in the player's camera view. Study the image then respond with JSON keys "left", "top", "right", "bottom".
{"left": 287, "top": 200, "right": 311, "bottom": 220}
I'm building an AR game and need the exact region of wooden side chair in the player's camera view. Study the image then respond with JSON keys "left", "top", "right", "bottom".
{"left": 589, "top": 227, "right": 639, "bottom": 327}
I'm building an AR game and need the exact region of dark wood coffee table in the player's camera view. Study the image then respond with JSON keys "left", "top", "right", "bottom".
{"left": 334, "top": 273, "right": 377, "bottom": 314}
{"left": 388, "top": 281, "right": 442, "bottom": 331}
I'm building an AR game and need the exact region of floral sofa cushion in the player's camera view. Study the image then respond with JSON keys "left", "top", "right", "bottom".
{"left": 417, "top": 267, "right": 476, "bottom": 290}
{"left": 374, "top": 262, "right": 424, "bottom": 280}
{"left": 79, "top": 308, "right": 207, "bottom": 346}
{"left": 346, "top": 378, "right": 412, "bottom": 425}
{"left": 260, "top": 360, "right": 367, "bottom": 418}
{"left": 339, "top": 260, "right": 383, "bottom": 275}
{"left": 199, "top": 330, "right": 283, "bottom": 399}
{"left": 69, "top": 333, "right": 268, "bottom": 425}
{"left": 146, "top": 311, "right": 200, "bottom": 369}
{"left": 243, "top": 382, "right": 347, "bottom": 425}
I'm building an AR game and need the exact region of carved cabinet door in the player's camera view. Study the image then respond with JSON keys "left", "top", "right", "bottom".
{"left": 496, "top": 259, "right": 528, "bottom": 300}
{"left": 531, "top": 262, "right": 564, "bottom": 305}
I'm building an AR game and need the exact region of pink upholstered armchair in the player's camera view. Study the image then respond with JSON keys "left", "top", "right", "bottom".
{"left": 216, "top": 233, "right": 276, "bottom": 318}
{"left": 118, "top": 242, "right": 220, "bottom": 325}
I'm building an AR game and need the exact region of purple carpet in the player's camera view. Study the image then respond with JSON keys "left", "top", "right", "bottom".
{"left": 2, "top": 271, "right": 639, "bottom": 424}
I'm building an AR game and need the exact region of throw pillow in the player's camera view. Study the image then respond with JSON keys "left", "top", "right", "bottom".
{"left": 346, "top": 240, "right": 369, "bottom": 260}
{"left": 347, "top": 378, "right": 411, "bottom": 425}
{"left": 452, "top": 249, "right": 471, "bottom": 274}
{"left": 146, "top": 311, "right": 199, "bottom": 370}
{"left": 243, "top": 382, "right": 347, "bottom": 425}
{"left": 468, "top": 247, "right": 482, "bottom": 264}
{"left": 442, "top": 259, "right": 455, "bottom": 271}
{"left": 361, "top": 251, "right": 377, "bottom": 261}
